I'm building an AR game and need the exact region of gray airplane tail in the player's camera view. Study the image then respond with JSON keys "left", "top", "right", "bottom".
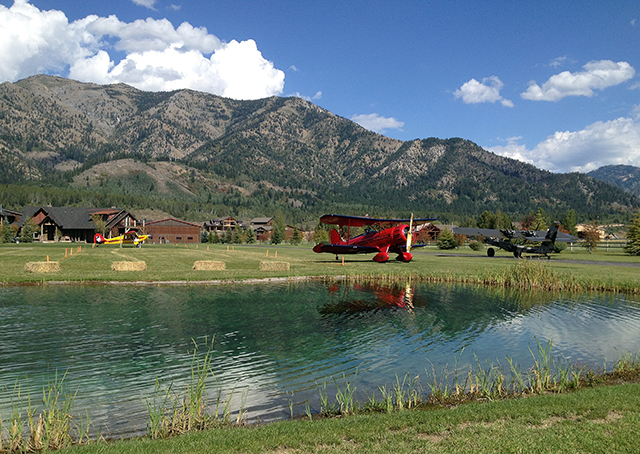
{"left": 545, "top": 222, "right": 560, "bottom": 242}
{"left": 540, "top": 222, "right": 561, "bottom": 254}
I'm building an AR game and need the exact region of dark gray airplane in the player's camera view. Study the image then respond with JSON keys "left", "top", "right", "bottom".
{"left": 454, "top": 222, "right": 579, "bottom": 259}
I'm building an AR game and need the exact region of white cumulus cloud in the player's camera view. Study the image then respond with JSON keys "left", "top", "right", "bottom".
{"left": 454, "top": 76, "right": 514, "bottom": 107}
{"left": 351, "top": 113, "right": 404, "bottom": 134}
{"left": 290, "top": 91, "right": 322, "bottom": 101}
{"left": 0, "top": 0, "right": 284, "bottom": 100}
{"left": 521, "top": 60, "right": 635, "bottom": 102}
{"left": 488, "top": 115, "right": 640, "bottom": 173}
{"left": 132, "top": 0, "right": 157, "bottom": 10}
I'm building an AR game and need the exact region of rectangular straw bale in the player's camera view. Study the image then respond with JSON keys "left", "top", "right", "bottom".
{"left": 193, "top": 260, "right": 226, "bottom": 270}
{"left": 259, "top": 261, "right": 290, "bottom": 271}
{"left": 25, "top": 262, "right": 60, "bottom": 273}
{"left": 111, "top": 261, "right": 147, "bottom": 271}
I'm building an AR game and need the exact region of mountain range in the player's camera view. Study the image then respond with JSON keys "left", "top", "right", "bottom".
{"left": 588, "top": 165, "right": 640, "bottom": 198}
{"left": 1, "top": 75, "right": 638, "bottom": 223}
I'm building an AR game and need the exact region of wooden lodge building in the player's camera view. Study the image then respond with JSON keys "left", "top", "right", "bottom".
{"left": 145, "top": 218, "right": 202, "bottom": 244}
{"left": 17, "top": 206, "right": 139, "bottom": 242}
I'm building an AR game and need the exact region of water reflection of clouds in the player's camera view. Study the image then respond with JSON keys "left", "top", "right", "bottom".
{"left": 3, "top": 284, "right": 640, "bottom": 437}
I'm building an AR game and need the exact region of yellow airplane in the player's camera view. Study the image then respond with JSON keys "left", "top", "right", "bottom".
{"left": 93, "top": 230, "right": 149, "bottom": 247}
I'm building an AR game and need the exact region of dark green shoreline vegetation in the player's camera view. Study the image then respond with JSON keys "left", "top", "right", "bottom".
{"left": 3, "top": 341, "right": 640, "bottom": 453}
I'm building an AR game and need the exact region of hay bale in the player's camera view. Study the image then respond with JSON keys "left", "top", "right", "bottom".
{"left": 25, "top": 262, "right": 60, "bottom": 273}
{"left": 111, "top": 261, "right": 147, "bottom": 271}
{"left": 193, "top": 260, "right": 226, "bottom": 271}
{"left": 259, "top": 261, "right": 290, "bottom": 271}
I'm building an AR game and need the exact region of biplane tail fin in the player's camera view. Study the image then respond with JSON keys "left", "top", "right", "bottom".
{"left": 329, "top": 228, "right": 344, "bottom": 245}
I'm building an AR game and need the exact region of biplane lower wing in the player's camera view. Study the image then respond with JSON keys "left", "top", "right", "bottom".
{"left": 312, "top": 244, "right": 381, "bottom": 255}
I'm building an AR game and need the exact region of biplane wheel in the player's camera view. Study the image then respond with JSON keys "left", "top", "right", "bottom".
{"left": 335, "top": 255, "right": 339, "bottom": 261}
{"left": 487, "top": 248, "right": 495, "bottom": 257}
{"left": 513, "top": 250, "right": 522, "bottom": 259}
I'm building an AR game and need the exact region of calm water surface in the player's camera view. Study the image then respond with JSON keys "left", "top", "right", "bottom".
{"left": 1, "top": 281, "right": 640, "bottom": 437}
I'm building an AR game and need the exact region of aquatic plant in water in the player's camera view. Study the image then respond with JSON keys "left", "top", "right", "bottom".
{"left": 143, "top": 337, "right": 247, "bottom": 439}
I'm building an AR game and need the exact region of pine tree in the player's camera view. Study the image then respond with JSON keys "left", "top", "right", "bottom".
{"left": 437, "top": 228, "right": 458, "bottom": 250}
{"left": 477, "top": 211, "right": 496, "bottom": 229}
{"left": 232, "top": 224, "right": 244, "bottom": 244}
{"left": 19, "top": 217, "right": 39, "bottom": 243}
{"left": 245, "top": 227, "right": 256, "bottom": 244}
{"left": 290, "top": 227, "right": 302, "bottom": 245}
{"left": 0, "top": 222, "right": 11, "bottom": 243}
{"left": 624, "top": 211, "right": 640, "bottom": 256}
{"left": 271, "top": 210, "right": 286, "bottom": 245}
{"left": 562, "top": 209, "right": 578, "bottom": 236}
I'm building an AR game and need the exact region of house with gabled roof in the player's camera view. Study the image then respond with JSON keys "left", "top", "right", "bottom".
{"left": 17, "top": 206, "right": 139, "bottom": 242}
{"left": 0, "top": 205, "right": 21, "bottom": 226}
{"left": 204, "top": 216, "right": 243, "bottom": 233}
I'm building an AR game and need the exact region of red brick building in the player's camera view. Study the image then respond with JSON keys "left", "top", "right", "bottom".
{"left": 145, "top": 218, "right": 202, "bottom": 244}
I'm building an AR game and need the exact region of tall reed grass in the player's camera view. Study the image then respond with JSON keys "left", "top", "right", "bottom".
{"left": 143, "top": 337, "right": 247, "bottom": 439}
{"left": 0, "top": 371, "right": 92, "bottom": 453}
{"left": 314, "top": 341, "right": 640, "bottom": 419}
{"left": 338, "top": 259, "right": 640, "bottom": 294}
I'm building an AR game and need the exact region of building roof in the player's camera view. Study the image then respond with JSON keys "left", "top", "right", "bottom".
{"left": 17, "top": 206, "right": 131, "bottom": 230}
{"left": 146, "top": 217, "right": 202, "bottom": 228}
{"left": 251, "top": 217, "right": 273, "bottom": 224}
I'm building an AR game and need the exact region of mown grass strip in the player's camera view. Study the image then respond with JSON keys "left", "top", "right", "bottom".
{"left": 51, "top": 380, "right": 640, "bottom": 454}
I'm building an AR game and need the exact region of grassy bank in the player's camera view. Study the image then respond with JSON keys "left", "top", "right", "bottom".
{"left": 4, "top": 342, "right": 640, "bottom": 454}
{"left": 1, "top": 242, "right": 638, "bottom": 294}
{"left": 54, "top": 374, "right": 640, "bottom": 453}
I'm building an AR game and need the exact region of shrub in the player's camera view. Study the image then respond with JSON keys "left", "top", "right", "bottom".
{"left": 437, "top": 228, "right": 458, "bottom": 250}
{"left": 468, "top": 241, "right": 484, "bottom": 252}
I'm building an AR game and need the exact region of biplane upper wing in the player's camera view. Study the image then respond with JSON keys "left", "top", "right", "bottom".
{"left": 320, "top": 214, "right": 437, "bottom": 228}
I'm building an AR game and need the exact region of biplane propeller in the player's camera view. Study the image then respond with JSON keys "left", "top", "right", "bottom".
{"left": 453, "top": 221, "right": 578, "bottom": 259}
{"left": 312, "top": 214, "right": 437, "bottom": 262}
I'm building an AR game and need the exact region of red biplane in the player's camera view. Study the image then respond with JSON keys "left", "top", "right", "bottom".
{"left": 312, "top": 214, "right": 437, "bottom": 262}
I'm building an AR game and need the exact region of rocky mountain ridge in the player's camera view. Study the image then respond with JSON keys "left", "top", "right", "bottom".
{"left": 588, "top": 165, "right": 640, "bottom": 197}
{"left": 1, "top": 75, "right": 637, "bottom": 220}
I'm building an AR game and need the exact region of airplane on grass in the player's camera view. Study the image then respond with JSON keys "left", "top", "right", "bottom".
{"left": 94, "top": 230, "right": 150, "bottom": 247}
{"left": 453, "top": 221, "right": 578, "bottom": 259}
{"left": 312, "top": 214, "right": 437, "bottom": 262}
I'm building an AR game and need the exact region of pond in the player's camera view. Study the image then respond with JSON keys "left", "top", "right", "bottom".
{"left": 1, "top": 280, "right": 640, "bottom": 438}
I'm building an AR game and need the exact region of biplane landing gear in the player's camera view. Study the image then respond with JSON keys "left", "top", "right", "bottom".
{"left": 487, "top": 248, "right": 495, "bottom": 257}
{"left": 513, "top": 250, "right": 522, "bottom": 259}
{"left": 336, "top": 255, "right": 339, "bottom": 261}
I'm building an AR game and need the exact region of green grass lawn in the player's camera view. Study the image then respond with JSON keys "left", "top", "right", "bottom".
{"left": 56, "top": 381, "right": 640, "bottom": 454}
{"left": 1, "top": 242, "right": 639, "bottom": 292}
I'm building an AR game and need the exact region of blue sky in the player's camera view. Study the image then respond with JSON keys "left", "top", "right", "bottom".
{"left": 1, "top": 0, "right": 639, "bottom": 173}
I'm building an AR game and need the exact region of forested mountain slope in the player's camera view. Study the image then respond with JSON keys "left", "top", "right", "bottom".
{"left": 1, "top": 75, "right": 637, "bottom": 222}
{"left": 588, "top": 165, "right": 640, "bottom": 197}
